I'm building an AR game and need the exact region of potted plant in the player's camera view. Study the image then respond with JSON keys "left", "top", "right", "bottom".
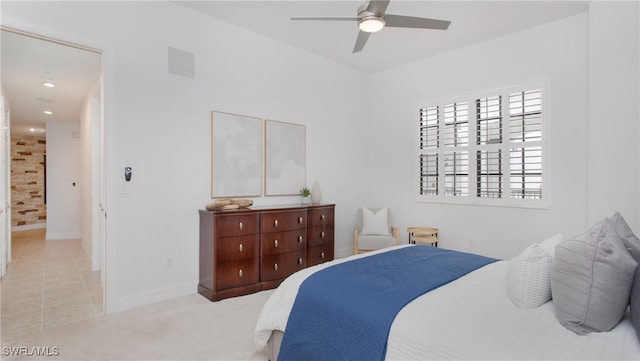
{"left": 300, "top": 187, "right": 311, "bottom": 204}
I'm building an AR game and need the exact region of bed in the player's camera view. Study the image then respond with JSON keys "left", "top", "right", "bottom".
{"left": 254, "top": 244, "right": 640, "bottom": 360}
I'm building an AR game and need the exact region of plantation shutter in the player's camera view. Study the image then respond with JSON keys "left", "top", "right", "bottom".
{"left": 509, "top": 89, "right": 542, "bottom": 199}
{"left": 419, "top": 106, "right": 439, "bottom": 195}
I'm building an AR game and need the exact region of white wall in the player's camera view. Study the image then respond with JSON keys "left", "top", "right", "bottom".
{"left": 46, "top": 121, "right": 81, "bottom": 240}
{"left": 587, "top": 1, "right": 640, "bottom": 228}
{"left": 2, "top": 1, "right": 368, "bottom": 312}
{"left": 366, "top": 13, "right": 591, "bottom": 259}
{"left": 364, "top": 4, "right": 639, "bottom": 259}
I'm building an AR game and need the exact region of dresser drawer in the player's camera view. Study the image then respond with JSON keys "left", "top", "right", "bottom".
{"left": 307, "top": 243, "right": 334, "bottom": 267}
{"left": 216, "top": 235, "right": 258, "bottom": 262}
{"left": 308, "top": 207, "right": 335, "bottom": 228}
{"left": 216, "top": 259, "right": 259, "bottom": 290}
{"left": 307, "top": 227, "right": 334, "bottom": 248}
{"left": 261, "top": 250, "right": 306, "bottom": 282}
{"left": 260, "top": 230, "right": 306, "bottom": 256}
{"left": 215, "top": 213, "right": 259, "bottom": 237}
{"left": 261, "top": 210, "right": 306, "bottom": 233}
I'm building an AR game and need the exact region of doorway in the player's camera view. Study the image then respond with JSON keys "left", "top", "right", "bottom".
{"left": 0, "top": 27, "right": 105, "bottom": 337}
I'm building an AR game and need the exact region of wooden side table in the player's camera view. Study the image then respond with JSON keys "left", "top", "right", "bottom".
{"left": 407, "top": 227, "right": 439, "bottom": 247}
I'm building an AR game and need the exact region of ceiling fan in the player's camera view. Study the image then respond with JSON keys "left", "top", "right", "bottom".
{"left": 291, "top": 0, "right": 451, "bottom": 53}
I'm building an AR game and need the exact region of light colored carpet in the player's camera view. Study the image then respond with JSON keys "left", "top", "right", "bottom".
{"left": 1, "top": 290, "right": 275, "bottom": 360}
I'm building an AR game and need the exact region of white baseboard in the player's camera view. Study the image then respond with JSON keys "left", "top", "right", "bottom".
{"left": 79, "top": 241, "right": 101, "bottom": 272}
{"left": 12, "top": 223, "right": 46, "bottom": 231}
{"left": 109, "top": 249, "right": 352, "bottom": 313}
{"left": 46, "top": 232, "right": 82, "bottom": 240}
{"left": 109, "top": 281, "right": 197, "bottom": 314}
{"left": 335, "top": 246, "right": 353, "bottom": 260}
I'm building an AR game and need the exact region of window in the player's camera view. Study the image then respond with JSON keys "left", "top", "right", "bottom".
{"left": 417, "top": 84, "right": 545, "bottom": 207}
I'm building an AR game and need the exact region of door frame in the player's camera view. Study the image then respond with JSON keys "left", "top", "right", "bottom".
{"left": 0, "top": 26, "right": 108, "bottom": 310}
{"left": 0, "top": 94, "right": 11, "bottom": 278}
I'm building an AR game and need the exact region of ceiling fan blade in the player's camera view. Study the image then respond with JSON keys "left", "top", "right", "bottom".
{"left": 384, "top": 14, "right": 451, "bottom": 30}
{"left": 291, "top": 16, "right": 358, "bottom": 22}
{"left": 366, "top": 0, "right": 391, "bottom": 15}
{"left": 352, "top": 31, "right": 372, "bottom": 53}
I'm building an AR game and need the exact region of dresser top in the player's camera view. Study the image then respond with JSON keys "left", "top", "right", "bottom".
{"left": 199, "top": 203, "right": 335, "bottom": 214}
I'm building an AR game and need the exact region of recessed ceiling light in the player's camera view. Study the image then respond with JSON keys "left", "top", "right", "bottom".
{"left": 43, "top": 110, "right": 53, "bottom": 115}
{"left": 42, "top": 81, "right": 56, "bottom": 88}
{"left": 29, "top": 128, "right": 36, "bottom": 132}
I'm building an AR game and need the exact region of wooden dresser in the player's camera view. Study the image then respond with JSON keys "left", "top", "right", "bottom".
{"left": 198, "top": 204, "right": 335, "bottom": 301}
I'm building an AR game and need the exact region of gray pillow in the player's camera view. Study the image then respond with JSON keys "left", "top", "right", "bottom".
{"left": 609, "top": 212, "right": 640, "bottom": 262}
{"left": 631, "top": 264, "right": 640, "bottom": 342}
{"left": 551, "top": 217, "right": 637, "bottom": 334}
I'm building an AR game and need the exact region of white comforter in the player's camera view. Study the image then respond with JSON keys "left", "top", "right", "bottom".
{"left": 254, "top": 245, "right": 640, "bottom": 360}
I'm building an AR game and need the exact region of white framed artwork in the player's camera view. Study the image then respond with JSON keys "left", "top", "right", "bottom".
{"left": 264, "top": 120, "right": 306, "bottom": 196}
{"left": 211, "top": 111, "right": 262, "bottom": 198}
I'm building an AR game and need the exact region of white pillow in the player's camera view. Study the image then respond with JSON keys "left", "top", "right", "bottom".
{"left": 539, "top": 233, "right": 563, "bottom": 257}
{"left": 508, "top": 243, "right": 553, "bottom": 309}
{"left": 360, "top": 207, "right": 391, "bottom": 235}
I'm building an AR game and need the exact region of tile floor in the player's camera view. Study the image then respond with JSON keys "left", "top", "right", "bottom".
{"left": 0, "top": 229, "right": 103, "bottom": 342}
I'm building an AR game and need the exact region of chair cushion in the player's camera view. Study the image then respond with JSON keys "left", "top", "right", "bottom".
{"left": 361, "top": 207, "right": 391, "bottom": 235}
{"left": 357, "top": 234, "right": 397, "bottom": 251}
{"left": 551, "top": 217, "right": 637, "bottom": 334}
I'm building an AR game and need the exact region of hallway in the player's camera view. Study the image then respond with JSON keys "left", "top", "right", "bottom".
{"left": 0, "top": 229, "right": 103, "bottom": 343}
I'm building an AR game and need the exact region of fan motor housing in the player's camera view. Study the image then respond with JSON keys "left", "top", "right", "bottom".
{"left": 357, "top": 3, "right": 382, "bottom": 18}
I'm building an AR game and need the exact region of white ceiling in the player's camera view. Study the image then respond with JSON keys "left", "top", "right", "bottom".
{"left": 176, "top": 0, "right": 589, "bottom": 73}
{"left": 1, "top": 29, "right": 102, "bottom": 135}
{"left": 1, "top": 1, "right": 588, "bottom": 135}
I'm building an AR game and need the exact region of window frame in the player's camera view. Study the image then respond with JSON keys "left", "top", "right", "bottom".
{"left": 416, "top": 82, "right": 548, "bottom": 209}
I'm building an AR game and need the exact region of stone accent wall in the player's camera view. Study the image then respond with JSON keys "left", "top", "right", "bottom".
{"left": 11, "top": 134, "right": 47, "bottom": 227}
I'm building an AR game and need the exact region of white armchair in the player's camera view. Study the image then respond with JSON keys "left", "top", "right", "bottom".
{"left": 353, "top": 207, "right": 401, "bottom": 254}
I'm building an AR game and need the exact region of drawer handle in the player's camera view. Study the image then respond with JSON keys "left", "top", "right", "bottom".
{"left": 239, "top": 269, "right": 243, "bottom": 278}
{"left": 320, "top": 252, "right": 325, "bottom": 259}
{"left": 274, "top": 263, "right": 278, "bottom": 271}
{"left": 298, "top": 258, "right": 303, "bottom": 265}
{"left": 239, "top": 243, "right": 243, "bottom": 253}
{"left": 298, "top": 217, "right": 303, "bottom": 224}
{"left": 298, "top": 235, "right": 303, "bottom": 243}
{"left": 238, "top": 221, "right": 243, "bottom": 231}
{"left": 321, "top": 214, "right": 325, "bottom": 220}
{"left": 274, "top": 239, "right": 278, "bottom": 248}
{"left": 274, "top": 219, "right": 279, "bottom": 228}
{"left": 321, "top": 231, "right": 325, "bottom": 239}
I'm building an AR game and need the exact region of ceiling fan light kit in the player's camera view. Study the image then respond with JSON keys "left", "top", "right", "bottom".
{"left": 358, "top": 16, "right": 385, "bottom": 33}
{"left": 291, "top": 0, "right": 451, "bottom": 53}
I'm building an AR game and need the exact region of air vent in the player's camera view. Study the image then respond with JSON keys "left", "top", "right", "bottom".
{"left": 168, "top": 47, "right": 195, "bottom": 79}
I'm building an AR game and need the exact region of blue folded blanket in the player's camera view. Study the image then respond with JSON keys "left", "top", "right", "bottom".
{"left": 278, "top": 246, "right": 497, "bottom": 361}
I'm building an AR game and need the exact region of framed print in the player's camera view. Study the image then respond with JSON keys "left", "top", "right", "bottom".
{"left": 265, "top": 120, "right": 306, "bottom": 196}
{"left": 211, "top": 111, "right": 262, "bottom": 198}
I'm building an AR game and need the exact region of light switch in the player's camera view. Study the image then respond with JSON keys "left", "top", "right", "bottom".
{"left": 119, "top": 184, "right": 132, "bottom": 198}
